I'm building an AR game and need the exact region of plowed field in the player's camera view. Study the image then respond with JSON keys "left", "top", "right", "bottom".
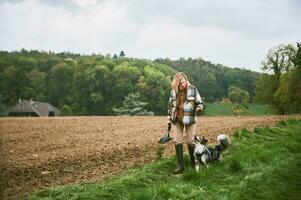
{"left": 0, "top": 115, "right": 298, "bottom": 199}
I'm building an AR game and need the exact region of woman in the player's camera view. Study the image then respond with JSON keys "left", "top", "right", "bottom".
{"left": 167, "top": 72, "right": 203, "bottom": 174}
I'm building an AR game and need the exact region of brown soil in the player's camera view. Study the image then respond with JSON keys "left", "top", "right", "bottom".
{"left": 0, "top": 115, "right": 297, "bottom": 199}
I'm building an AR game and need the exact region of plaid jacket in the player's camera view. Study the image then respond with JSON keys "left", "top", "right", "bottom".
{"left": 167, "top": 85, "right": 203, "bottom": 125}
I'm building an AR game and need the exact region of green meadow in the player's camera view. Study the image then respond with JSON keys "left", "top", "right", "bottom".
{"left": 204, "top": 103, "right": 275, "bottom": 116}
{"left": 29, "top": 119, "right": 301, "bottom": 200}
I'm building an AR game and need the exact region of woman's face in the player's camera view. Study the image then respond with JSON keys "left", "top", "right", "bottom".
{"left": 179, "top": 78, "right": 187, "bottom": 91}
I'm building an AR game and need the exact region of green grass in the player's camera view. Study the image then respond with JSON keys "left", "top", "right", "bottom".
{"left": 29, "top": 119, "right": 301, "bottom": 200}
{"left": 248, "top": 104, "right": 276, "bottom": 115}
{"left": 204, "top": 103, "right": 233, "bottom": 116}
{"left": 204, "top": 103, "right": 275, "bottom": 116}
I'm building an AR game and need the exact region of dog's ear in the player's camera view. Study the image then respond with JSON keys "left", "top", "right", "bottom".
{"left": 201, "top": 136, "right": 208, "bottom": 145}
{"left": 195, "top": 135, "right": 201, "bottom": 143}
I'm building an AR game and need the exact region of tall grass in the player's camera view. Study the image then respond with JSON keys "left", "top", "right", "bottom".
{"left": 29, "top": 119, "right": 301, "bottom": 200}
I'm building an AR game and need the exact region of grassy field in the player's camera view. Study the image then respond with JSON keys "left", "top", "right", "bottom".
{"left": 28, "top": 119, "right": 301, "bottom": 200}
{"left": 204, "top": 103, "right": 275, "bottom": 116}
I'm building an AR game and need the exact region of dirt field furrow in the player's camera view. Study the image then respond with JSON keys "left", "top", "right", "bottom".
{"left": 0, "top": 115, "right": 299, "bottom": 199}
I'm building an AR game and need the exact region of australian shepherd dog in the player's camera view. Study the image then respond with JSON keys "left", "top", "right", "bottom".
{"left": 194, "top": 134, "right": 230, "bottom": 171}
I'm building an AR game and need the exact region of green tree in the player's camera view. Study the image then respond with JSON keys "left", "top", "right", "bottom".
{"left": 0, "top": 65, "right": 29, "bottom": 105}
{"left": 286, "top": 43, "right": 301, "bottom": 113}
{"left": 119, "top": 51, "right": 125, "bottom": 58}
{"left": 0, "top": 94, "right": 7, "bottom": 116}
{"left": 113, "top": 92, "right": 154, "bottom": 116}
{"left": 26, "top": 69, "right": 47, "bottom": 101}
{"left": 137, "top": 66, "right": 171, "bottom": 115}
{"left": 256, "top": 43, "right": 300, "bottom": 114}
{"left": 155, "top": 57, "right": 259, "bottom": 102}
{"left": 113, "top": 54, "right": 118, "bottom": 59}
{"left": 261, "top": 44, "right": 296, "bottom": 80}
{"left": 112, "top": 62, "right": 141, "bottom": 105}
{"left": 88, "top": 64, "right": 112, "bottom": 114}
{"left": 255, "top": 74, "right": 278, "bottom": 104}
{"left": 71, "top": 63, "right": 111, "bottom": 115}
{"left": 60, "top": 104, "right": 74, "bottom": 116}
{"left": 274, "top": 72, "right": 290, "bottom": 114}
{"left": 16, "top": 56, "right": 37, "bottom": 71}
{"left": 0, "top": 49, "right": 262, "bottom": 116}
{"left": 228, "top": 86, "right": 250, "bottom": 104}
{"left": 48, "top": 62, "right": 73, "bottom": 107}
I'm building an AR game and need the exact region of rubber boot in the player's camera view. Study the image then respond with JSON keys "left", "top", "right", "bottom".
{"left": 173, "top": 143, "right": 184, "bottom": 174}
{"left": 188, "top": 144, "right": 195, "bottom": 169}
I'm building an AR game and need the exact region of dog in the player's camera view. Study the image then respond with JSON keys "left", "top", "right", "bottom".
{"left": 194, "top": 134, "right": 230, "bottom": 171}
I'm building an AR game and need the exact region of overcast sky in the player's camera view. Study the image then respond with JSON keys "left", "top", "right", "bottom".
{"left": 0, "top": 0, "right": 300, "bottom": 71}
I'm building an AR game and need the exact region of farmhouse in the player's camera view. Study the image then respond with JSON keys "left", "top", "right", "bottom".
{"left": 8, "top": 99, "right": 60, "bottom": 117}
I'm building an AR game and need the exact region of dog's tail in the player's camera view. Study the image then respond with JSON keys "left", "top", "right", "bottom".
{"left": 217, "top": 134, "right": 230, "bottom": 151}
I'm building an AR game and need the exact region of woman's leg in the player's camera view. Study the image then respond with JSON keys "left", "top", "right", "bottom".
{"left": 173, "top": 122, "right": 184, "bottom": 174}
{"left": 173, "top": 122, "right": 184, "bottom": 144}
{"left": 185, "top": 123, "right": 196, "bottom": 144}
{"left": 186, "top": 123, "right": 196, "bottom": 168}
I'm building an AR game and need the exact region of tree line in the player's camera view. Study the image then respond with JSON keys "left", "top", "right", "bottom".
{"left": 0, "top": 49, "right": 262, "bottom": 116}
{"left": 255, "top": 43, "right": 301, "bottom": 114}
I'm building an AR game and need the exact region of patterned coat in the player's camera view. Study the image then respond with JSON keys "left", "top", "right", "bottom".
{"left": 167, "top": 85, "right": 203, "bottom": 125}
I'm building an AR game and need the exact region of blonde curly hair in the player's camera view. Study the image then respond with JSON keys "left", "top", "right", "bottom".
{"left": 171, "top": 72, "right": 190, "bottom": 91}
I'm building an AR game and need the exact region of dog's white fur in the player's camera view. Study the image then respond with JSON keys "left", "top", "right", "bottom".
{"left": 194, "top": 134, "right": 230, "bottom": 171}
{"left": 194, "top": 144, "right": 210, "bottom": 170}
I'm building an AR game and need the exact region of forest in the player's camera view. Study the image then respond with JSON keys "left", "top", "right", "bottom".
{"left": 0, "top": 42, "right": 300, "bottom": 116}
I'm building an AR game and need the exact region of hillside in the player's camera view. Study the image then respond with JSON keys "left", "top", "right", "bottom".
{"left": 0, "top": 50, "right": 260, "bottom": 116}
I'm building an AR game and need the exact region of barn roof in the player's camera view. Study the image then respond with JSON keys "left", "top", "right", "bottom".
{"left": 9, "top": 99, "right": 60, "bottom": 116}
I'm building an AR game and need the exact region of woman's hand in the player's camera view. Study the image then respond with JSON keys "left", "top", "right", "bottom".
{"left": 167, "top": 116, "right": 171, "bottom": 123}
{"left": 196, "top": 107, "right": 203, "bottom": 113}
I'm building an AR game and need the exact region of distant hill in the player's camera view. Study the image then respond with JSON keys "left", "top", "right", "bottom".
{"left": 0, "top": 49, "right": 260, "bottom": 116}
{"left": 155, "top": 57, "right": 260, "bottom": 102}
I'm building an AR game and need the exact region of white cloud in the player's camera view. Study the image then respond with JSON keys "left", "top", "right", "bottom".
{"left": 72, "top": 0, "right": 99, "bottom": 7}
{"left": 0, "top": 0, "right": 137, "bottom": 54}
{"left": 130, "top": 18, "right": 258, "bottom": 68}
{"left": 0, "top": 0, "right": 300, "bottom": 71}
